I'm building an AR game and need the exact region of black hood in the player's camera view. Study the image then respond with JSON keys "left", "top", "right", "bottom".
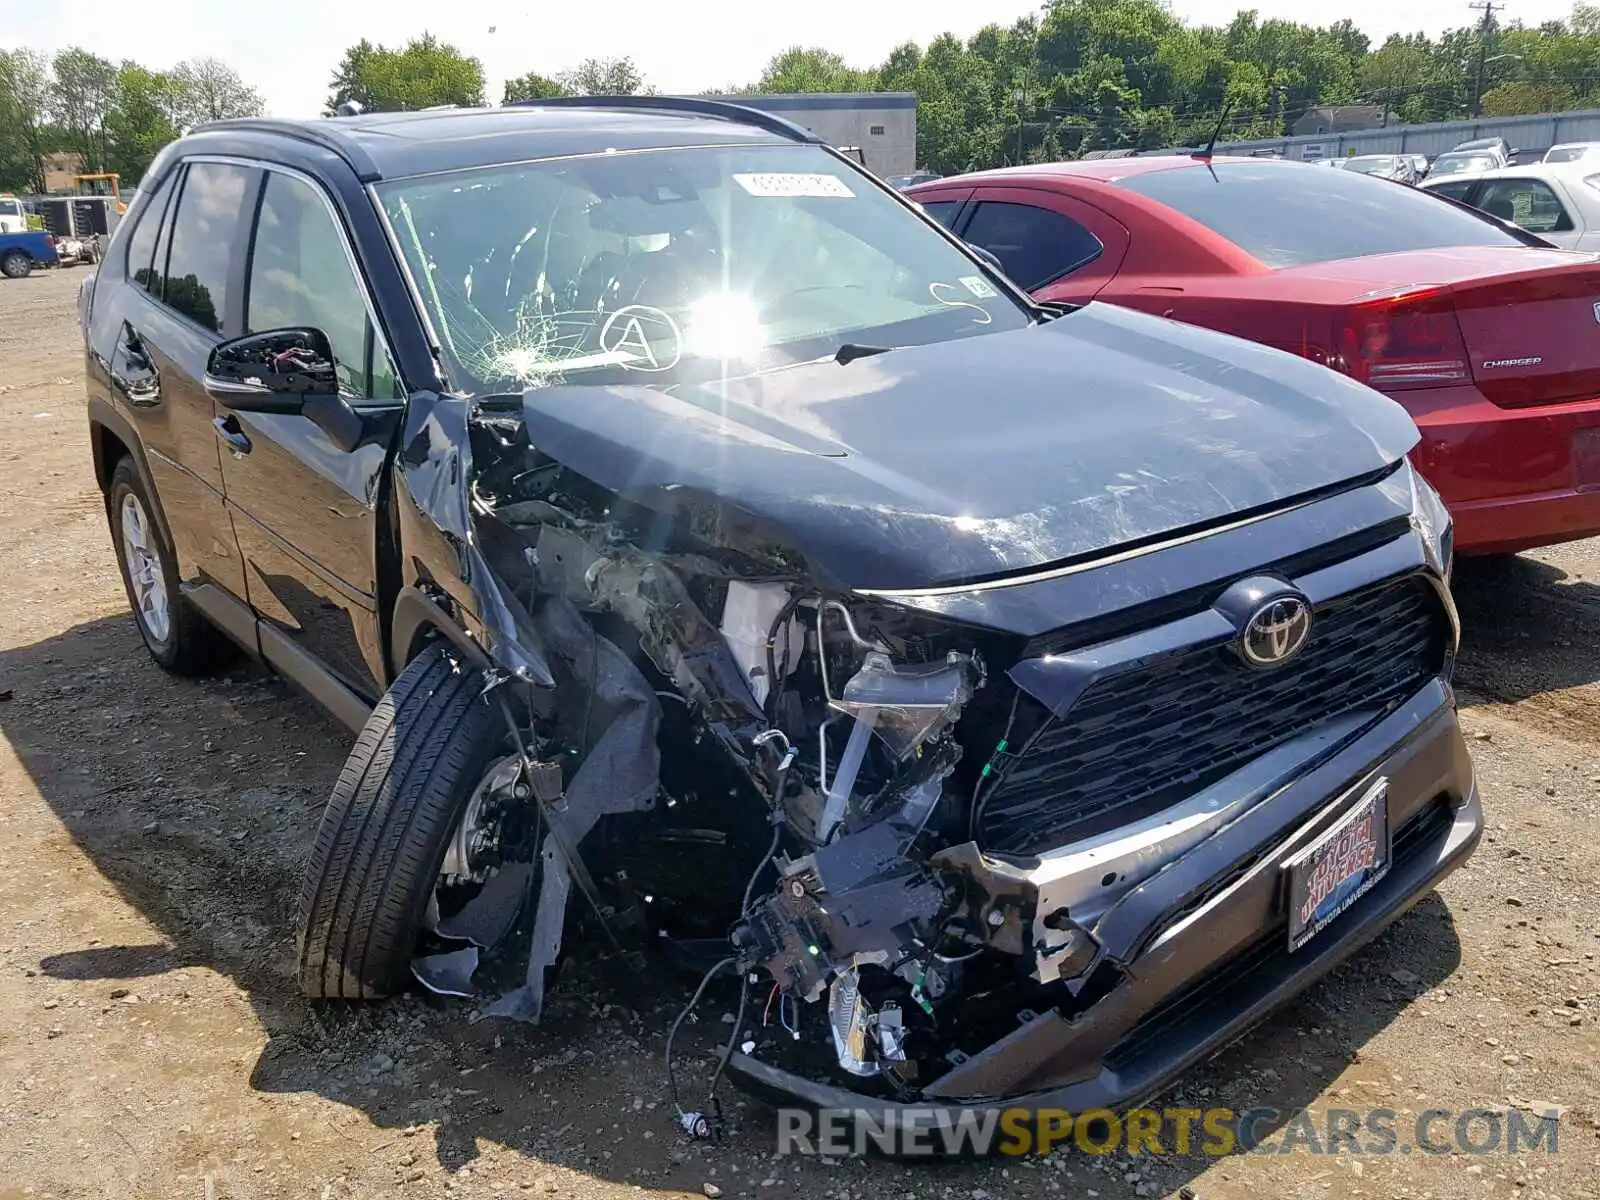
{"left": 511, "top": 303, "right": 1419, "bottom": 591}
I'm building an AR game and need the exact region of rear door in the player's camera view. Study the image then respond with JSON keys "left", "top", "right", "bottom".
{"left": 957, "top": 187, "right": 1130, "bottom": 302}
{"left": 91, "top": 159, "right": 254, "bottom": 600}
{"left": 213, "top": 163, "right": 404, "bottom": 701}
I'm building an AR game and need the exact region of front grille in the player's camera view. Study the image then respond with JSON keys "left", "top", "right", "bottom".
{"left": 975, "top": 577, "right": 1449, "bottom": 856}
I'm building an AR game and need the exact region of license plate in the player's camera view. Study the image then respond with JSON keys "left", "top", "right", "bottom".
{"left": 1284, "top": 778, "right": 1391, "bottom": 952}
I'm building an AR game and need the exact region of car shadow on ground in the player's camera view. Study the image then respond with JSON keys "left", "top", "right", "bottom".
{"left": 0, "top": 613, "right": 1468, "bottom": 1194}
{"left": 1450, "top": 554, "right": 1600, "bottom": 728}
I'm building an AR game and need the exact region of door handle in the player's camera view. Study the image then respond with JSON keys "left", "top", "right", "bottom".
{"left": 117, "top": 325, "right": 160, "bottom": 406}
{"left": 213, "top": 414, "right": 252, "bottom": 455}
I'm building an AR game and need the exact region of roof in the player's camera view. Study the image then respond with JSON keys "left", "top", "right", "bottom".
{"left": 1425, "top": 159, "right": 1600, "bottom": 185}
{"left": 190, "top": 100, "right": 820, "bottom": 182}
{"left": 1300, "top": 104, "right": 1384, "bottom": 119}
{"left": 912, "top": 155, "right": 1273, "bottom": 189}
{"left": 707, "top": 92, "right": 917, "bottom": 112}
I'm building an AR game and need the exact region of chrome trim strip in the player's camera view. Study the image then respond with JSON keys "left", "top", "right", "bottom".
{"left": 856, "top": 494, "right": 1324, "bottom": 599}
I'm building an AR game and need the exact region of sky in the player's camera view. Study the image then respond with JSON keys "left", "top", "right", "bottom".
{"left": 3, "top": 0, "right": 1585, "bottom": 118}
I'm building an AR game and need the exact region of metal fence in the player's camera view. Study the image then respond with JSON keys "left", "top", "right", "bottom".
{"left": 1147, "top": 108, "right": 1600, "bottom": 161}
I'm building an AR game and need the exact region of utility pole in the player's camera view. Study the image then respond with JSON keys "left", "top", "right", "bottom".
{"left": 1469, "top": 0, "right": 1505, "bottom": 119}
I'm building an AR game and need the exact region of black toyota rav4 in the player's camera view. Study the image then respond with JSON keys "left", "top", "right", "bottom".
{"left": 80, "top": 98, "right": 1480, "bottom": 1130}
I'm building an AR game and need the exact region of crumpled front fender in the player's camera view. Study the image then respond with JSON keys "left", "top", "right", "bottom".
{"left": 393, "top": 391, "right": 554, "bottom": 687}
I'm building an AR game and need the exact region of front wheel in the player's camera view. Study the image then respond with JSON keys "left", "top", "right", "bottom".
{"left": 297, "top": 645, "right": 509, "bottom": 999}
{"left": 0, "top": 251, "right": 31, "bottom": 279}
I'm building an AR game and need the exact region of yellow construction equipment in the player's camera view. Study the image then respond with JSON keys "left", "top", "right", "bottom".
{"left": 74, "top": 173, "right": 127, "bottom": 213}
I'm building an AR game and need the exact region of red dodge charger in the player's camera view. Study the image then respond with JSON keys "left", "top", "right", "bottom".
{"left": 910, "top": 157, "right": 1600, "bottom": 555}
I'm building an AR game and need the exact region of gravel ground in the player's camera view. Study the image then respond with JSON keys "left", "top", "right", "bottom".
{"left": 1, "top": 266, "right": 1597, "bottom": 1199}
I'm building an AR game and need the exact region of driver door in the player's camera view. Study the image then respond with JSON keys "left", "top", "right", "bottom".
{"left": 214, "top": 165, "right": 404, "bottom": 711}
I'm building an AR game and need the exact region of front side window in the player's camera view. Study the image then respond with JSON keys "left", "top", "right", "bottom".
{"left": 1473, "top": 178, "right": 1574, "bottom": 233}
{"left": 376, "top": 144, "right": 1030, "bottom": 394}
{"left": 918, "top": 200, "right": 963, "bottom": 229}
{"left": 164, "top": 162, "right": 254, "bottom": 333}
{"left": 246, "top": 171, "right": 398, "bottom": 400}
{"left": 1118, "top": 162, "right": 1530, "bottom": 268}
{"left": 1425, "top": 179, "right": 1477, "bottom": 203}
{"left": 961, "top": 201, "right": 1103, "bottom": 290}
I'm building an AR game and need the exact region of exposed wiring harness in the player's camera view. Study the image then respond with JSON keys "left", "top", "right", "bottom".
{"left": 667, "top": 730, "right": 795, "bottom": 1140}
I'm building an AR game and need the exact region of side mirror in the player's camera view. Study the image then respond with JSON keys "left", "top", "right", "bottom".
{"left": 966, "top": 242, "right": 1006, "bottom": 275}
{"left": 205, "top": 327, "right": 338, "bottom": 413}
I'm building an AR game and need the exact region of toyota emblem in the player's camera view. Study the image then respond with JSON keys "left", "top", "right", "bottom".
{"left": 1240, "top": 595, "right": 1314, "bottom": 668}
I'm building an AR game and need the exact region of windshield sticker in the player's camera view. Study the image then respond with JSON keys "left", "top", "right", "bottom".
{"left": 960, "top": 275, "right": 998, "bottom": 299}
{"left": 928, "top": 282, "right": 993, "bottom": 325}
{"left": 598, "top": 304, "right": 683, "bottom": 372}
{"left": 733, "top": 173, "right": 855, "bottom": 199}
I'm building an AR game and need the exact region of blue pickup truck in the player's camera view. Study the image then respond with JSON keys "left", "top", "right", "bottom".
{"left": 0, "top": 231, "right": 60, "bottom": 279}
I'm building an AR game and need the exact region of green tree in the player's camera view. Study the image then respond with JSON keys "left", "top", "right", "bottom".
{"left": 756, "top": 47, "right": 871, "bottom": 93}
{"left": 0, "top": 49, "right": 52, "bottom": 192}
{"left": 52, "top": 48, "right": 118, "bottom": 171}
{"left": 325, "top": 35, "right": 485, "bottom": 114}
{"left": 170, "top": 58, "right": 263, "bottom": 127}
{"left": 558, "top": 56, "right": 649, "bottom": 96}
{"left": 502, "top": 72, "right": 567, "bottom": 103}
{"left": 105, "top": 64, "right": 182, "bottom": 183}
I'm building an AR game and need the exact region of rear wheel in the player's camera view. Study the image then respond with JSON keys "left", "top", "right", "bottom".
{"left": 297, "top": 645, "right": 509, "bottom": 999}
{"left": 106, "top": 458, "right": 232, "bottom": 674}
{"left": 0, "top": 251, "right": 31, "bottom": 279}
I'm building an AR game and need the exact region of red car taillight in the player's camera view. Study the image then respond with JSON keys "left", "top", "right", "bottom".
{"left": 1333, "top": 295, "right": 1470, "bottom": 390}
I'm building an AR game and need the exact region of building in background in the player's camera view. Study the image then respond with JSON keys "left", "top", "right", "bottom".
{"left": 42, "top": 152, "right": 87, "bottom": 194}
{"left": 710, "top": 93, "right": 918, "bottom": 176}
{"left": 1291, "top": 104, "right": 1385, "bottom": 137}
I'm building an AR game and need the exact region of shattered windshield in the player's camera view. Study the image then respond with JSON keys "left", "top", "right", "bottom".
{"left": 376, "top": 144, "right": 1030, "bottom": 393}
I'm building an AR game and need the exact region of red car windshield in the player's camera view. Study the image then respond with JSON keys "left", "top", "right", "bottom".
{"left": 1117, "top": 161, "right": 1529, "bottom": 268}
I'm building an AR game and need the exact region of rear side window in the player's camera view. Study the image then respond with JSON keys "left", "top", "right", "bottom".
{"left": 164, "top": 162, "right": 254, "bottom": 334}
{"left": 123, "top": 171, "right": 176, "bottom": 293}
{"left": 918, "top": 200, "right": 963, "bottom": 229}
{"left": 960, "top": 201, "right": 1103, "bottom": 289}
{"left": 1118, "top": 162, "right": 1528, "bottom": 267}
{"left": 1473, "top": 178, "right": 1573, "bottom": 233}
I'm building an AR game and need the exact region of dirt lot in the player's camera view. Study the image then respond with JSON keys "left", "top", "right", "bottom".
{"left": 1, "top": 266, "right": 1597, "bottom": 1200}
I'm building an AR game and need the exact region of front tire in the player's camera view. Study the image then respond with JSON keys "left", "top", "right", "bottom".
{"left": 1, "top": 251, "right": 31, "bottom": 279}
{"left": 106, "top": 458, "right": 232, "bottom": 675}
{"left": 297, "top": 645, "right": 508, "bottom": 999}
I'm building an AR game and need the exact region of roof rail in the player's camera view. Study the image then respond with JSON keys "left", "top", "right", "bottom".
{"left": 505, "top": 95, "right": 824, "bottom": 145}
{"left": 188, "top": 118, "right": 383, "bottom": 182}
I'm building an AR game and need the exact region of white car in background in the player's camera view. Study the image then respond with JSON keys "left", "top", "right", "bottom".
{"left": 1543, "top": 142, "right": 1600, "bottom": 165}
{"left": 1419, "top": 161, "right": 1600, "bottom": 250}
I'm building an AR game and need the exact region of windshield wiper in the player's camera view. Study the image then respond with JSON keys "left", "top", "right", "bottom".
{"left": 835, "top": 343, "right": 894, "bottom": 365}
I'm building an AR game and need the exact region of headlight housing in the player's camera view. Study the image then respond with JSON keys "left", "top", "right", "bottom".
{"left": 1409, "top": 465, "right": 1454, "bottom": 583}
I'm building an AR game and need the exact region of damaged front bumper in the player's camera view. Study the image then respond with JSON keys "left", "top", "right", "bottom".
{"left": 406, "top": 398, "right": 1472, "bottom": 1132}
{"left": 725, "top": 679, "right": 1480, "bottom": 1122}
